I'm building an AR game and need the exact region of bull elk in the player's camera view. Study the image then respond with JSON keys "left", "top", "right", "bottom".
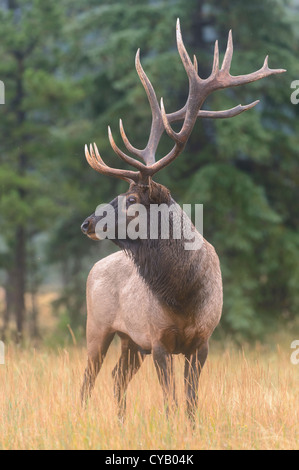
{"left": 80, "top": 20, "right": 285, "bottom": 420}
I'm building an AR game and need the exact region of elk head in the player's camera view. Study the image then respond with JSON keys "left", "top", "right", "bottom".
{"left": 81, "top": 19, "right": 285, "bottom": 244}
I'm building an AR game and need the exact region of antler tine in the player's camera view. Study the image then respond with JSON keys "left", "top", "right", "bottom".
{"left": 211, "top": 40, "right": 219, "bottom": 76}
{"left": 159, "top": 18, "right": 205, "bottom": 144}
{"left": 221, "top": 30, "right": 233, "bottom": 72}
{"left": 193, "top": 55, "right": 198, "bottom": 74}
{"left": 214, "top": 30, "right": 286, "bottom": 89}
{"left": 85, "top": 144, "right": 106, "bottom": 171}
{"left": 108, "top": 125, "right": 146, "bottom": 171}
{"left": 84, "top": 143, "right": 140, "bottom": 184}
{"left": 91, "top": 143, "right": 108, "bottom": 167}
{"left": 119, "top": 118, "right": 140, "bottom": 156}
{"left": 107, "top": 49, "right": 165, "bottom": 168}
{"left": 135, "top": 49, "right": 161, "bottom": 120}
{"left": 116, "top": 50, "right": 152, "bottom": 164}
{"left": 160, "top": 98, "right": 176, "bottom": 139}
{"left": 197, "top": 100, "right": 260, "bottom": 119}
{"left": 135, "top": 49, "right": 165, "bottom": 165}
{"left": 176, "top": 18, "right": 198, "bottom": 82}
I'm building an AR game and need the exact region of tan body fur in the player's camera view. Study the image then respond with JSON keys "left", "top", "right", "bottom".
{"left": 80, "top": 20, "right": 284, "bottom": 420}
{"left": 87, "top": 244, "right": 222, "bottom": 357}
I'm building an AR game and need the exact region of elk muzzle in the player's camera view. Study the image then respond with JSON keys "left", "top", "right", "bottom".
{"left": 81, "top": 219, "right": 90, "bottom": 234}
{"left": 81, "top": 215, "right": 99, "bottom": 240}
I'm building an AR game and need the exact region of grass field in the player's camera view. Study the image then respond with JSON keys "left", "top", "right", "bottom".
{"left": 0, "top": 337, "right": 298, "bottom": 450}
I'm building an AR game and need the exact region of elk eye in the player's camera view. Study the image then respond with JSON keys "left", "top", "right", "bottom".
{"left": 127, "top": 196, "right": 137, "bottom": 205}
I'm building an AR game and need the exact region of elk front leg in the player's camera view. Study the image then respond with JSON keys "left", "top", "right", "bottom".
{"left": 112, "top": 337, "right": 145, "bottom": 421}
{"left": 184, "top": 342, "right": 209, "bottom": 421}
{"left": 81, "top": 330, "right": 114, "bottom": 406}
{"left": 152, "top": 344, "right": 177, "bottom": 415}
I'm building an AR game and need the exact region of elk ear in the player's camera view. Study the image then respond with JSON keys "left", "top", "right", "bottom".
{"left": 148, "top": 181, "right": 171, "bottom": 204}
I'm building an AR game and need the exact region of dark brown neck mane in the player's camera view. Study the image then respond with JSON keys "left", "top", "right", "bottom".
{"left": 115, "top": 196, "right": 206, "bottom": 313}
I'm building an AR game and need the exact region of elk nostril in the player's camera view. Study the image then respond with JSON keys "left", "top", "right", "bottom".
{"left": 81, "top": 220, "right": 90, "bottom": 233}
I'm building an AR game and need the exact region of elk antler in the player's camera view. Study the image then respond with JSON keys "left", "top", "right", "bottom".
{"left": 85, "top": 143, "right": 140, "bottom": 183}
{"left": 85, "top": 19, "right": 286, "bottom": 184}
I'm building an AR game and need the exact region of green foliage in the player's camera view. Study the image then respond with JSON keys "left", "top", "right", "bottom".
{"left": 184, "top": 164, "right": 295, "bottom": 340}
{"left": 0, "top": 0, "right": 298, "bottom": 341}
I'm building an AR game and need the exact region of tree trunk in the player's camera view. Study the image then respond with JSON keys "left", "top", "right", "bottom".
{"left": 2, "top": 269, "right": 15, "bottom": 339}
{"left": 13, "top": 46, "right": 27, "bottom": 340}
{"left": 14, "top": 224, "right": 26, "bottom": 340}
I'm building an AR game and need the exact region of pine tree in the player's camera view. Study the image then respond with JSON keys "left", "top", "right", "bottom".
{"left": 0, "top": 0, "right": 83, "bottom": 338}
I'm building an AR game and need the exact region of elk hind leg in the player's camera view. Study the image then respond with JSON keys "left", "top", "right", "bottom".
{"left": 184, "top": 341, "right": 209, "bottom": 421}
{"left": 152, "top": 343, "right": 177, "bottom": 415}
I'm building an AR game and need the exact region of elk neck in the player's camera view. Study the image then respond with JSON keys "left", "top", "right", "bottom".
{"left": 115, "top": 198, "right": 207, "bottom": 314}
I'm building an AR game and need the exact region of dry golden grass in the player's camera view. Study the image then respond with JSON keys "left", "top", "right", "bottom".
{"left": 0, "top": 339, "right": 298, "bottom": 450}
